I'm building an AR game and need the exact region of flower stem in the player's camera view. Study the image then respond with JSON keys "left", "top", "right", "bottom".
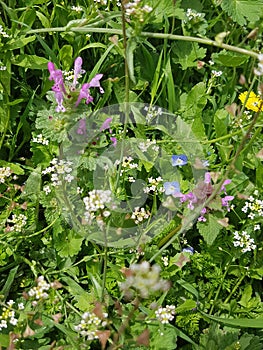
{"left": 26, "top": 27, "right": 260, "bottom": 59}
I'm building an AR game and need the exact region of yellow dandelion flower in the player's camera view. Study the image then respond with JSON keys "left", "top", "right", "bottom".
{"left": 238, "top": 91, "right": 263, "bottom": 112}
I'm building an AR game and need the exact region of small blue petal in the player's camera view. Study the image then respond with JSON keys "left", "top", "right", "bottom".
{"left": 171, "top": 154, "right": 188, "bottom": 166}
{"left": 182, "top": 246, "right": 194, "bottom": 254}
{"left": 164, "top": 181, "right": 180, "bottom": 195}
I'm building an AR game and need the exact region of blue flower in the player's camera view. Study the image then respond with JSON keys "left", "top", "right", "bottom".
{"left": 164, "top": 181, "right": 180, "bottom": 196}
{"left": 171, "top": 154, "right": 188, "bottom": 166}
{"left": 182, "top": 246, "right": 194, "bottom": 255}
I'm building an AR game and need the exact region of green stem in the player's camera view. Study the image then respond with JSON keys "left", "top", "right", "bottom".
{"left": 224, "top": 274, "right": 246, "bottom": 305}
{"left": 150, "top": 79, "right": 261, "bottom": 262}
{"left": 26, "top": 27, "right": 260, "bottom": 59}
{"left": 114, "top": 2, "right": 130, "bottom": 192}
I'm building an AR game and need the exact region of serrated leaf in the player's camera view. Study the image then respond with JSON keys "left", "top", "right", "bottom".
{"left": 172, "top": 42, "right": 206, "bottom": 70}
{"left": 54, "top": 230, "right": 83, "bottom": 258}
{"left": 221, "top": 0, "right": 263, "bottom": 26}
{"left": 197, "top": 214, "right": 222, "bottom": 246}
{"left": 212, "top": 50, "right": 249, "bottom": 67}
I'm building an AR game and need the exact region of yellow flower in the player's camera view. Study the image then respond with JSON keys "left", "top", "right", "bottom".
{"left": 239, "top": 91, "right": 263, "bottom": 112}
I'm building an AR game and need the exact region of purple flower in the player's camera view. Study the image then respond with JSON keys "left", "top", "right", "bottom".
{"left": 48, "top": 62, "right": 66, "bottom": 94}
{"left": 110, "top": 137, "right": 117, "bottom": 147}
{"left": 204, "top": 172, "right": 211, "bottom": 184}
{"left": 54, "top": 91, "right": 66, "bottom": 113}
{"left": 221, "top": 195, "right": 234, "bottom": 211}
{"left": 75, "top": 74, "right": 104, "bottom": 107}
{"left": 72, "top": 57, "right": 83, "bottom": 90}
{"left": 77, "top": 118, "right": 86, "bottom": 135}
{"left": 171, "top": 154, "right": 188, "bottom": 166}
{"left": 164, "top": 181, "right": 180, "bottom": 196}
{"left": 221, "top": 179, "right": 231, "bottom": 193}
{"left": 100, "top": 118, "right": 112, "bottom": 131}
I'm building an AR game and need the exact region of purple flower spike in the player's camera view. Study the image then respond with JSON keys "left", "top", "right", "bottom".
{"left": 48, "top": 62, "right": 56, "bottom": 80}
{"left": 72, "top": 57, "right": 83, "bottom": 89}
{"left": 171, "top": 154, "right": 188, "bottom": 166}
{"left": 75, "top": 74, "right": 104, "bottom": 107}
{"left": 164, "top": 181, "right": 180, "bottom": 196}
{"left": 100, "top": 118, "right": 112, "bottom": 131}
{"left": 77, "top": 118, "right": 86, "bottom": 135}
{"left": 54, "top": 91, "right": 66, "bottom": 113}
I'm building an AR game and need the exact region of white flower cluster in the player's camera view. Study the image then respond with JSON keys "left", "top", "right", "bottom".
{"left": 7, "top": 214, "right": 27, "bottom": 233}
{"left": 115, "top": 156, "right": 138, "bottom": 176}
{"left": 185, "top": 8, "right": 202, "bottom": 21}
{"left": 74, "top": 311, "right": 108, "bottom": 339}
{"left": 0, "top": 166, "right": 11, "bottom": 183}
{"left": 83, "top": 189, "right": 113, "bottom": 224}
{"left": 155, "top": 305, "right": 176, "bottom": 324}
{"left": 120, "top": 261, "right": 170, "bottom": 299}
{"left": 0, "top": 300, "right": 18, "bottom": 331}
{"left": 212, "top": 70, "right": 223, "bottom": 77}
{"left": 138, "top": 139, "right": 159, "bottom": 153}
{"left": 254, "top": 54, "right": 263, "bottom": 76}
{"left": 143, "top": 176, "right": 164, "bottom": 194}
{"left": 32, "top": 133, "right": 49, "bottom": 145}
{"left": 0, "top": 24, "right": 9, "bottom": 37}
{"left": 161, "top": 256, "right": 169, "bottom": 267}
{"left": 0, "top": 65, "right": 6, "bottom": 71}
{"left": 144, "top": 106, "right": 162, "bottom": 123}
{"left": 42, "top": 158, "right": 74, "bottom": 186}
{"left": 233, "top": 231, "right": 256, "bottom": 253}
{"left": 241, "top": 190, "right": 263, "bottom": 219}
{"left": 124, "top": 0, "right": 152, "bottom": 18}
{"left": 28, "top": 276, "right": 51, "bottom": 306}
{"left": 71, "top": 5, "right": 83, "bottom": 12}
{"left": 131, "top": 207, "right": 150, "bottom": 224}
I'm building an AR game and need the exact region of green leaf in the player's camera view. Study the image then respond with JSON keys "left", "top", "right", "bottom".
{"left": 59, "top": 45, "right": 73, "bottom": 71}
{"left": 197, "top": 214, "right": 222, "bottom": 246}
{"left": 11, "top": 54, "right": 49, "bottom": 69}
{"left": 180, "top": 82, "right": 208, "bottom": 119}
{"left": 176, "top": 299, "right": 197, "bottom": 314}
{"left": 221, "top": 0, "right": 263, "bottom": 25}
{"left": 0, "top": 265, "right": 18, "bottom": 298}
{"left": 54, "top": 229, "right": 83, "bottom": 258}
{"left": 172, "top": 42, "right": 206, "bottom": 70}
{"left": 36, "top": 10, "right": 50, "bottom": 28}
{"left": 0, "top": 334, "right": 9, "bottom": 347}
{"left": 214, "top": 109, "right": 229, "bottom": 138}
{"left": 126, "top": 39, "right": 137, "bottom": 84}
{"left": 0, "top": 161, "right": 24, "bottom": 175}
{"left": 176, "top": 279, "right": 199, "bottom": 299}
{"left": 5, "top": 35, "right": 36, "bottom": 50}
{"left": 212, "top": 50, "right": 249, "bottom": 67}
{"left": 200, "top": 311, "right": 263, "bottom": 328}
{"left": 149, "top": 323, "right": 177, "bottom": 349}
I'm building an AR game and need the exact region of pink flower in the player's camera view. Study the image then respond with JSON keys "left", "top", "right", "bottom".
{"left": 75, "top": 74, "right": 104, "bottom": 107}
{"left": 100, "top": 118, "right": 112, "bottom": 131}
{"left": 54, "top": 91, "right": 66, "bottom": 113}
{"left": 72, "top": 57, "right": 83, "bottom": 90}
{"left": 221, "top": 195, "right": 234, "bottom": 211}
{"left": 110, "top": 137, "right": 117, "bottom": 147}
{"left": 221, "top": 179, "right": 231, "bottom": 193}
